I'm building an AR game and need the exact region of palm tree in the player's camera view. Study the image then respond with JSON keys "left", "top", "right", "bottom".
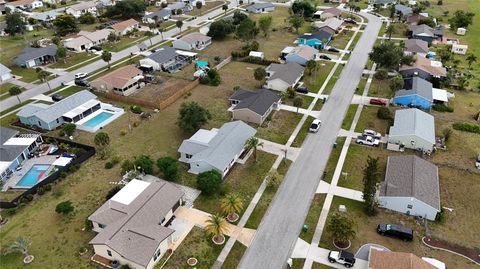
{"left": 8, "top": 237, "right": 34, "bottom": 263}
{"left": 101, "top": 50, "right": 112, "bottom": 69}
{"left": 220, "top": 193, "right": 244, "bottom": 221}
{"left": 37, "top": 70, "right": 51, "bottom": 91}
{"left": 9, "top": 86, "right": 22, "bottom": 104}
{"left": 205, "top": 214, "right": 229, "bottom": 243}
{"left": 176, "top": 20, "right": 183, "bottom": 33}
{"left": 245, "top": 137, "right": 263, "bottom": 162}
{"left": 158, "top": 27, "right": 165, "bottom": 40}
{"left": 385, "top": 25, "right": 394, "bottom": 40}
{"left": 466, "top": 53, "right": 477, "bottom": 69}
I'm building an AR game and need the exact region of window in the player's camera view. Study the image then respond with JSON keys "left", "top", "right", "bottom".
{"left": 407, "top": 204, "right": 413, "bottom": 209}
{"left": 186, "top": 154, "right": 192, "bottom": 159}
{"left": 107, "top": 250, "right": 112, "bottom": 257}
{"left": 56, "top": 118, "right": 60, "bottom": 124}
{"left": 99, "top": 223, "right": 106, "bottom": 228}
{"left": 38, "top": 121, "right": 42, "bottom": 126}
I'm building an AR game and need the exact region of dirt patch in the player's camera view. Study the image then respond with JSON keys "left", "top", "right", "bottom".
{"left": 423, "top": 237, "right": 480, "bottom": 264}
{"left": 133, "top": 77, "right": 193, "bottom": 102}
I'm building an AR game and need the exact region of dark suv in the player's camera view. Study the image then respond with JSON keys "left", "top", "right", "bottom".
{"left": 377, "top": 224, "right": 413, "bottom": 241}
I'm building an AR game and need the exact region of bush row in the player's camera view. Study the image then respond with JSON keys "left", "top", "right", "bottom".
{"left": 452, "top": 122, "right": 480, "bottom": 134}
{"left": 432, "top": 104, "right": 454, "bottom": 112}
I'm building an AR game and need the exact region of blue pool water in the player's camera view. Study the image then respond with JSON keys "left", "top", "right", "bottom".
{"left": 17, "top": 164, "right": 50, "bottom": 187}
{"left": 82, "top": 112, "right": 114, "bottom": 128}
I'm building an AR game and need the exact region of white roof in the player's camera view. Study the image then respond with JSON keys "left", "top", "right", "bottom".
{"left": 52, "top": 157, "right": 73, "bottom": 167}
{"left": 422, "top": 257, "right": 446, "bottom": 269}
{"left": 314, "top": 10, "right": 323, "bottom": 15}
{"left": 190, "top": 129, "right": 218, "bottom": 144}
{"left": 175, "top": 50, "right": 197, "bottom": 57}
{"left": 3, "top": 137, "right": 37, "bottom": 146}
{"left": 281, "top": 46, "right": 295, "bottom": 54}
{"left": 111, "top": 179, "right": 150, "bottom": 205}
{"left": 62, "top": 99, "right": 100, "bottom": 118}
{"left": 249, "top": 51, "right": 264, "bottom": 57}
{"left": 432, "top": 88, "right": 448, "bottom": 102}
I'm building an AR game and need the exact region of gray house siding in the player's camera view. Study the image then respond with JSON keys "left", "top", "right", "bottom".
{"left": 378, "top": 196, "right": 439, "bottom": 220}
{"left": 18, "top": 115, "right": 63, "bottom": 130}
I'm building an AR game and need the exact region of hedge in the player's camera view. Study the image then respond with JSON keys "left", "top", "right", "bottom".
{"left": 432, "top": 104, "right": 454, "bottom": 112}
{"left": 239, "top": 56, "right": 281, "bottom": 66}
{"left": 452, "top": 122, "right": 480, "bottom": 134}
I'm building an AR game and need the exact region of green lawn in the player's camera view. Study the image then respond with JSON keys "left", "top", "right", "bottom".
{"left": 101, "top": 35, "right": 148, "bottom": 52}
{"left": 323, "top": 137, "right": 346, "bottom": 184}
{"left": 300, "top": 194, "right": 326, "bottom": 243}
{"left": 291, "top": 259, "right": 306, "bottom": 269}
{"left": 189, "top": 1, "right": 224, "bottom": 16}
{"left": 220, "top": 241, "right": 246, "bottom": 269}
{"left": 331, "top": 30, "right": 354, "bottom": 50}
{"left": 49, "top": 52, "right": 97, "bottom": 69}
{"left": 0, "top": 29, "right": 54, "bottom": 66}
{"left": 256, "top": 110, "right": 302, "bottom": 145}
{"left": 322, "top": 64, "right": 343, "bottom": 95}
{"left": 9, "top": 67, "right": 49, "bottom": 83}
{"left": 304, "top": 62, "right": 336, "bottom": 93}
{"left": 0, "top": 82, "right": 16, "bottom": 95}
{"left": 341, "top": 104, "right": 358, "bottom": 130}
{"left": 354, "top": 106, "right": 390, "bottom": 135}
{"left": 283, "top": 95, "right": 313, "bottom": 109}
{"left": 291, "top": 116, "right": 315, "bottom": 148}
{"left": 368, "top": 77, "right": 392, "bottom": 98}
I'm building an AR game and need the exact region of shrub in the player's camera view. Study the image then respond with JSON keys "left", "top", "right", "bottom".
{"left": 231, "top": 50, "right": 249, "bottom": 59}
{"left": 85, "top": 218, "right": 93, "bottom": 231}
{"left": 70, "top": 147, "right": 86, "bottom": 157}
{"left": 377, "top": 107, "right": 392, "bottom": 120}
{"left": 56, "top": 200, "right": 74, "bottom": 215}
{"left": 105, "top": 162, "right": 114, "bottom": 169}
{"left": 442, "top": 128, "right": 452, "bottom": 141}
{"left": 25, "top": 194, "right": 34, "bottom": 201}
{"left": 156, "top": 156, "right": 179, "bottom": 181}
{"left": 68, "top": 164, "right": 80, "bottom": 173}
{"left": 240, "top": 56, "right": 280, "bottom": 66}
{"left": 373, "top": 68, "right": 388, "bottom": 80}
{"left": 432, "top": 104, "right": 454, "bottom": 112}
{"left": 121, "top": 160, "right": 134, "bottom": 174}
{"left": 3, "top": 208, "right": 16, "bottom": 216}
{"left": 197, "top": 170, "right": 222, "bottom": 195}
{"left": 134, "top": 155, "right": 154, "bottom": 174}
{"left": 62, "top": 123, "right": 76, "bottom": 136}
{"left": 106, "top": 186, "right": 122, "bottom": 200}
{"left": 44, "top": 184, "right": 52, "bottom": 191}
{"left": 37, "top": 186, "right": 46, "bottom": 195}
{"left": 435, "top": 207, "right": 446, "bottom": 223}
{"left": 199, "top": 75, "right": 210, "bottom": 85}
{"left": 130, "top": 105, "right": 143, "bottom": 114}
{"left": 60, "top": 171, "right": 68, "bottom": 179}
{"left": 452, "top": 122, "right": 480, "bottom": 134}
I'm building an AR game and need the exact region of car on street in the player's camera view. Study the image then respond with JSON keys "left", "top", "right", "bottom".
{"left": 328, "top": 47, "right": 340, "bottom": 53}
{"left": 75, "top": 73, "right": 88, "bottom": 79}
{"left": 309, "top": 119, "right": 322, "bottom": 133}
{"left": 377, "top": 224, "right": 413, "bottom": 241}
{"left": 369, "top": 98, "right": 387, "bottom": 106}
{"left": 295, "top": 86, "right": 309, "bottom": 94}
{"left": 74, "top": 79, "right": 90, "bottom": 87}
{"left": 328, "top": 250, "right": 356, "bottom": 268}
{"left": 51, "top": 94, "right": 64, "bottom": 102}
{"left": 363, "top": 129, "right": 381, "bottom": 139}
{"left": 355, "top": 135, "right": 379, "bottom": 147}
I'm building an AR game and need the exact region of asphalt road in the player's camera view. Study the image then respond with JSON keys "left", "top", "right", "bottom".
{"left": 0, "top": 1, "right": 236, "bottom": 112}
{"left": 237, "top": 12, "right": 382, "bottom": 269}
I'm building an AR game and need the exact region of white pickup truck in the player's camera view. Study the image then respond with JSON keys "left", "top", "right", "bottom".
{"left": 355, "top": 135, "right": 380, "bottom": 147}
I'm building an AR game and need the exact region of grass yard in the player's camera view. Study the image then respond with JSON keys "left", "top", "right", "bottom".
{"left": 283, "top": 95, "right": 313, "bottom": 109}
{"left": 367, "top": 77, "right": 392, "bottom": 98}
{"left": 341, "top": 104, "right": 358, "bottom": 130}
{"left": 101, "top": 35, "right": 148, "bottom": 52}
{"left": 189, "top": 1, "right": 224, "bottom": 16}
{"left": 323, "top": 137, "right": 346, "bottom": 184}
{"left": 354, "top": 106, "right": 390, "bottom": 135}
{"left": 304, "top": 62, "right": 336, "bottom": 93}
{"left": 291, "top": 259, "right": 306, "bottom": 269}
{"left": 8, "top": 66, "right": 49, "bottom": 83}
{"left": 331, "top": 30, "right": 354, "bottom": 50}
{"left": 49, "top": 52, "right": 97, "bottom": 69}
{"left": 387, "top": 22, "right": 408, "bottom": 38}
{"left": 0, "top": 83, "right": 16, "bottom": 95}
{"left": 220, "top": 241, "right": 247, "bottom": 269}
{"left": 291, "top": 116, "right": 315, "bottom": 148}
{"left": 0, "top": 28, "right": 54, "bottom": 66}
{"left": 256, "top": 110, "right": 302, "bottom": 145}
{"left": 299, "top": 194, "right": 327, "bottom": 243}
{"left": 322, "top": 64, "right": 343, "bottom": 95}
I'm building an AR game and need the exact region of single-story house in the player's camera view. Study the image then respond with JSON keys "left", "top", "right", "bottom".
{"left": 388, "top": 108, "right": 435, "bottom": 152}
{"left": 297, "top": 30, "right": 332, "bottom": 50}
{"left": 404, "top": 39, "right": 429, "bottom": 56}
{"left": 394, "top": 77, "right": 433, "bottom": 109}
{"left": 89, "top": 179, "right": 184, "bottom": 269}
{"left": 63, "top": 29, "right": 112, "bottom": 52}
{"left": 228, "top": 89, "right": 281, "bottom": 125}
{"left": 378, "top": 155, "right": 440, "bottom": 221}
{"left": 139, "top": 46, "right": 196, "bottom": 73}
{"left": 178, "top": 121, "right": 256, "bottom": 177}
{"left": 111, "top": 19, "right": 140, "bottom": 36}
{"left": 0, "top": 63, "right": 12, "bottom": 82}
{"left": 451, "top": 44, "right": 467, "bottom": 55}
{"left": 408, "top": 24, "right": 442, "bottom": 44}
{"left": 245, "top": 2, "right": 275, "bottom": 13}
{"left": 6, "top": 0, "right": 43, "bottom": 10}
{"left": 313, "top": 17, "right": 343, "bottom": 35}
{"left": 285, "top": 45, "right": 319, "bottom": 66}
{"left": 172, "top": 32, "right": 212, "bottom": 51}
{"left": 369, "top": 0, "right": 395, "bottom": 7}
{"left": 14, "top": 44, "right": 57, "bottom": 68}
{"left": 143, "top": 8, "right": 171, "bottom": 24}
{"left": 168, "top": 1, "right": 191, "bottom": 13}
{"left": 265, "top": 62, "right": 304, "bottom": 92}
{"left": 406, "top": 13, "right": 427, "bottom": 25}
{"left": 399, "top": 55, "right": 447, "bottom": 81}
{"left": 65, "top": 1, "right": 98, "bottom": 17}
{"left": 395, "top": 4, "right": 413, "bottom": 19}
{"left": 368, "top": 248, "right": 438, "bottom": 269}
{"left": 0, "top": 127, "right": 43, "bottom": 181}
{"left": 30, "top": 10, "right": 60, "bottom": 22}
{"left": 91, "top": 65, "right": 144, "bottom": 96}
{"left": 320, "top": 7, "right": 342, "bottom": 19}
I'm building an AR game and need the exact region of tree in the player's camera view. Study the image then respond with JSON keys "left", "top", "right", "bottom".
{"left": 220, "top": 193, "right": 244, "bottom": 219}
{"left": 107, "top": 32, "right": 117, "bottom": 43}
{"left": 258, "top": 16, "right": 272, "bottom": 38}
{"left": 7, "top": 237, "right": 32, "bottom": 261}
{"left": 326, "top": 212, "right": 356, "bottom": 246}
{"left": 207, "top": 19, "right": 234, "bottom": 40}
{"left": 101, "top": 50, "right": 112, "bottom": 68}
{"left": 362, "top": 156, "right": 380, "bottom": 215}
{"left": 78, "top": 12, "right": 96, "bottom": 24}
{"left": 55, "top": 200, "right": 74, "bottom": 215}
{"left": 232, "top": 10, "right": 248, "bottom": 25}
{"left": 265, "top": 170, "right": 282, "bottom": 188}
{"left": 222, "top": 4, "right": 228, "bottom": 13}
{"left": 385, "top": 24, "right": 394, "bottom": 40}
{"left": 390, "top": 74, "right": 404, "bottom": 91}
{"left": 177, "top": 101, "right": 211, "bottom": 133}
{"left": 456, "top": 76, "right": 468, "bottom": 90}
{"left": 158, "top": 27, "right": 165, "bottom": 40}
{"left": 56, "top": 45, "right": 67, "bottom": 64}
{"left": 62, "top": 123, "right": 76, "bottom": 136}
{"left": 291, "top": 0, "right": 315, "bottom": 18}
{"left": 305, "top": 60, "right": 317, "bottom": 83}
{"left": 388, "top": 4, "right": 396, "bottom": 19}
{"left": 105, "top": 0, "right": 146, "bottom": 19}
{"left": 134, "top": 155, "right": 154, "bottom": 174}
{"left": 369, "top": 41, "right": 404, "bottom": 69}
{"left": 156, "top": 156, "right": 179, "bottom": 181}
{"left": 37, "top": 70, "right": 52, "bottom": 91}
{"left": 418, "top": 17, "right": 435, "bottom": 28}
{"left": 9, "top": 86, "right": 22, "bottom": 104}
{"left": 5, "top": 12, "right": 26, "bottom": 36}
{"left": 236, "top": 18, "right": 258, "bottom": 41}
{"left": 205, "top": 214, "right": 229, "bottom": 242}
{"left": 293, "top": 96, "right": 303, "bottom": 112}
{"left": 53, "top": 14, "right": 78, "bottom": 36}
{"left": 197, "top": 170, "right": 222, "bottom": 195}
{"left": 466, "top": 53, "right": 477, "bottom": 69}
{"left": 244, "top": 137, "right": 263, "bottom": 162}
{"left": 94, "top": 132, "right": 110, "bottom": 147}
{"left": 448, "top": 10, "right": 475, "bottom": 29}
{"left": 289, "top": 15, "right": 304, "bottom": 33}
{"left": 253, "top": 67, "right": 266, "bottom": 81}
{"left": 195, "top": 1, "right": 202, "bottom": 15}
{"left": 437, "top": 46, "right": 453, "bottom": 64}
{"left": 176, "top": 20, "right": 183, "bottom": 32}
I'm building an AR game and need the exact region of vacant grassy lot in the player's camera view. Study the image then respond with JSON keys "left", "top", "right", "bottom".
{"left": 300, "top": 194, "right": 327, "bottom": 243}
{"left": 387, "top": 22, "right": 408, "bottom": 38}
{"left": 368, "top": 77, "right": 392, "bottom": 98}
{"left": 304, "top": 62, "right": 336, "bottom": 93}
{"left": 341, "top": 104, "right": 358, "bottom": 130}
{"left": 354, "top": 106, "right": 390, "bottom": 135}
{"left": 331, "top": 30, "right": 354, "bottom": 50}
{"left": 256, "top": 110, "right": 302, "bottom": 145}
{"left": 323, "top": 137, "right": 346, "bottom": 184}
{"left": 49, "top": 52, "right": 97, "bottom": 69}
{"left": 189, "top": 1, "right": 224, "bottom": 16}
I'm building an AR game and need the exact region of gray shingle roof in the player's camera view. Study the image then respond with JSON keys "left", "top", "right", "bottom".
{"left": 89, "top": 180, "right": 183, "bottom": 267}
{"left": 370, "top": 0, "right": 394, "bottom": 4}
{"left": 0, "top": 126, "right": 18, "bottom": 145}
{"left": 0, "top": 126, "right": 27, "bottom": 162}
{"left": 395, "top": 77, "right": 433, "bottom": 101}
{"left": 300, "top": 30, "right": 332, "bottom": 41}
{"left": 409, "top": 24, "right": 434, "bottom": 37}
{"left": 147, "top": 46, "right": 177, "bottom": 64}
{"left": 16, "top": 90, "right": 97, "bottom": 123}
{"left": 267, "top": 63, "right": 304, "bottom": 85}
{"left": 229, "top": 89, "right": 281, "bottom": 116}
{"left": 16, "top": 103, "right": 50, "bottom": 118}
{"left": 395, "top": 4, "right": 412, "bottom": 15}
{"left": 144, "top": 8, "right": 171, "bottom": 19}
{"left": 404, "top": 39, "right": 429, "bottom": 54}
{"left": 246, "top": 2, "right": 274, "bottom": 12}
{"left": 389, "top": 108, "right": 435, "bottom": 145}
{"left": 380, "top": 155, "right": 440, "bottom": 210}
{"left": 14, "top": 44, "right": 57, "bottom": 66}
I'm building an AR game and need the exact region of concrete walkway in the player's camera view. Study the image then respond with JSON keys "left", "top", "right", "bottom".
{"left": 279, "top": 104, "right": 320, "bottom": 117}
{"left": 257, "top": 139, "right": 301, "bottom": 161}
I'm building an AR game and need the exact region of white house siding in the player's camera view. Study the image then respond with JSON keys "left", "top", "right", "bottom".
{"left": 188, "top": 160, "right": 216, "bottom": 175}
{"left": 145, "top": 239, "right": 170, "bottom": 269}
{"left": 378, "top": 196, "right": 439, "bottom": 220}
{"left": 139, "top": 58, "right": 161, "bottom": 71}
{"left": 0, "top": 71, "right": 12, "bottom": 82}
{"left": 266, "top": 78, "right": 290, "bottom": 92}
{"left": 172, "top": 39, "right": 192, "bottom": 51}
{"left": 388, "top": 134, "right": 434, "bottom": 152}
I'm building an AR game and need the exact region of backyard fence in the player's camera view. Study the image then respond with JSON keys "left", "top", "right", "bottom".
{"left": 158, "top": 79, "right": 200, "bottom": 110}
{"left": 214, "top": 56, "right": 232, "bottom": 70}
{"left": 102, "top": 91, "right": 160, "bottom": 110}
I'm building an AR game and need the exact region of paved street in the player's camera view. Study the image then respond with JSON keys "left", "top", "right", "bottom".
{"left": 237, "top": 12, "right": 382, "bottom": 269}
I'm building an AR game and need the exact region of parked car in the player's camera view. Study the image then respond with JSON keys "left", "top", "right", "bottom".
{"left": 328, "top": 250, "right": 356, "bottom": 268}
{"left": 328, "top": 47, "right": 340, "bottom": 53}
{"left": 309, "top": 119, "right": 322, "bottom": 133}
{"left": 75, "top": 72, "right": 88, "bottom": 79}
{"left": 355, "top": 135, "right": 379, "bottom": 147}
{"left": 344, "top": 18, "right": 357, "bottom": 24}
{"left": 476, "top": 154, "right": 480, "bottom": 170}
{"left": 363, "top": 129, "right": 381, "bottom": 139}
{"left": 74, "top": 79, "right": 90, "bottom": 87}
{"left": 369, "top": 98, "right": 388, "bottom": 106}
{"left": 295, "top": 86, "right": 309, "bottom": 94}
{"left": 51, "top": 94, "right": 64, "bottom": 102}
{"left": 377, "top": 224, "right": 413, "bottom": 241}
{"left": 89, "top": 46, "right": 102, "bottom": 52}
{"left": 319, "top": 54, "right": 332, "bottom": 60}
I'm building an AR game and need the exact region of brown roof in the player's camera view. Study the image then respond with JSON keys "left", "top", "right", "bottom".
{"left": 369, "top": 249, "right": 436, "bottom": 269}
{"left": 323, "top": 7, "right": 342, "bottom": 16}
{"left": 179, "top": 32, "right": 212, "bottom": 44}
{"left": 96, "top": 65, "right": 142, "bottom": 89}
{"left": 406, "top": 14, "right": 427, "bottom": 24}
{"left": 111, "top": 18, "right": 139, "bottom": 32}
{"left": 8, "top": 0, "right": 33, "bottom": 6}
{"left": 400, "top": 55, "right": 447, "bottom": 77}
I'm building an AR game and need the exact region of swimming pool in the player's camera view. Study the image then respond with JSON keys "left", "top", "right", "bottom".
{"left": 16, "top": 164, "right": 50, "bottom": 187}
{"left": 82, "top": 112, "right": 114, "bottom": 128}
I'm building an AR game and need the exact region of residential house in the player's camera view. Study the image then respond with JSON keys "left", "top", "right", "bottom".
{"left": 30, "top": 10, "right": 60, "bottom": 22}
{"left": 394, "top": 77, "right": 433, "bottom": 109}
{"left": 406, "top": 13, "right": 427, "bottom": 25}
{"left": 63, "top": 29, "right": 112, "bottom": 52}
{"left": 399, "top": 55, "right": 447, "bottom": 81}
{"left": 0, "top": 63, "right": 12, "bottom": 82}
{"left": 178, "top": 121, "right": 256, "bottom": 177}
{"left": 111, "top": 19, "right": 140, "bottom": 36}
{"left": 297, "top": 30, "right": 332, "bottom": 50}
{"left": 378, "top": 155, "right": 440, "bottom": 220}
{"left": 264, "top": 63, "right": 304, "bottom": 92}
{"left": 0, "top": 127, "right": 43, "bottom": 181}
{"left": 368, "top": 248, "right": 438, "bottom": 269}
{"left": 285, "top": 45, "right": 319, "bottom": 66}
{"left": 98, "top": 0, "right": 117, "bottom": 7}
{"left": 369, "top": 0, "right": 395, "bottom": 7}
{"left": 280, "top": 46, "right": 295, "bottom": 61}
{"left": 320, "top": 7, "right": 342, "bottom": 19}
{"left": 451, "top": 44, "right": 467, "bottom": 55}
{"left": 89, "top": 179, "right": 184, "bottom": 269}
{"left": 228, "top": 89, "right": 281, "bottom": 125}
{"left": 91, "top": 65, "right": 144, "bottom": 96}
{"left": 143, "top": 8, "right": 171, "bottom": 24}
{"left": 6, "top": 0, "right": 43, "bottom": 10}
{"left": 408, "top": 24, "right": 442, "bottom": 44}
{"left": 139, "top": 46, "right": 196, "bottom": 73}
{"left": 388, "top": 108, "right": 435, "bottom": 152}
{"left": 0, "top": 0, "right": 6, "bottom": 15}
{"left": 65, "top": 1, "right": 98, "bottom": 18}
{"left": 245, "top": 2, "right": 275, "bottom": 13}
{"left": 313, "top": 17, "right": 343, "bottom": 35}
{"left": 394, "top": 4, "right": 412, "bottom": 19}
{"left": 168, "top": 1, "right": 191, "bottom": 13}
{"left": 404, "top": 39, "right": 429, "bottom": 56}
{"left": 172, "top": 32, "right": 212, "bottom": 51}
{"left": 14, "top": 44, "right": 57, "bottom": 68}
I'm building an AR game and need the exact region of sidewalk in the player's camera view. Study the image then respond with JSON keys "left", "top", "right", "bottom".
{"left": 257, "top": 138, "right": 301, "bottom": 161}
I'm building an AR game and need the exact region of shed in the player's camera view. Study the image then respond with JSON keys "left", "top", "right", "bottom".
{"left": 456, "top": 27, "right": 466, "bottom": 35}
{"left": 249, "top": 51, "right": 264, "bottom": 59}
